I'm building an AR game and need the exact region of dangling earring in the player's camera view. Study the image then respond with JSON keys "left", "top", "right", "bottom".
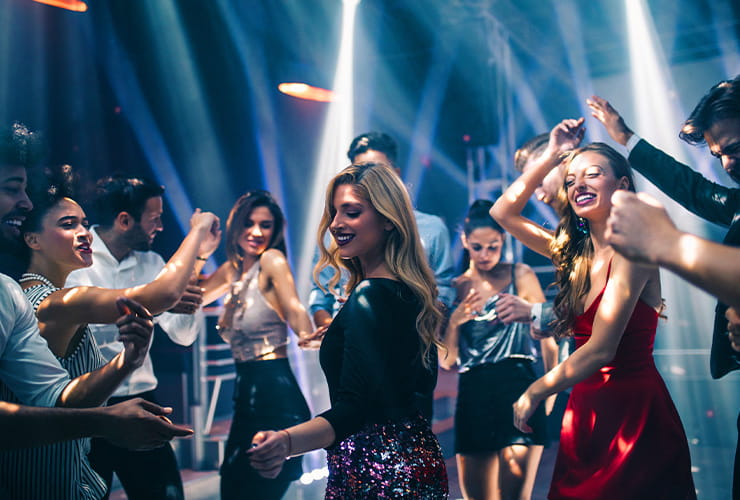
{"left": 576, "top": 217, "right": 589, "bottom": 235}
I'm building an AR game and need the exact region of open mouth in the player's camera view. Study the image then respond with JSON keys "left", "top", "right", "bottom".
{"left": 77, "top": 243, "right": 92, "bottom": 254}
{"left": 333, "top": 233, "right": 354, "bottom": 247}
{"left": 2, "top": 217, "right": 24, "bottom": 234}
{"left": 575, "top": 193, "right": 596, "bottom": 206}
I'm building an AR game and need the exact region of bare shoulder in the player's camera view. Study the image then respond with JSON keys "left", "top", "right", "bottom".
{"left": 259, "top": 249, "right": 290, "bottom": 275}
{"left": 513, "top": 262, "right": 536, "bottom": 279}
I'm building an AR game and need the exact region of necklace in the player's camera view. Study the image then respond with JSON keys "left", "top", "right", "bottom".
{"left": 19, "top": 272, "right": 58, "bottom": 290}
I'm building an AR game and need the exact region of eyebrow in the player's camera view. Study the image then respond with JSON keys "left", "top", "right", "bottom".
{"left": 337, "top": 202, "right": 364, "bottom": 210}
{"left": 57, "top": 215, "right": 85, "bottom": 224}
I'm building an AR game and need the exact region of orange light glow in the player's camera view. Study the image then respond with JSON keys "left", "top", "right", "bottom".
{"left": 31, "top": 0, "right": 88, "bottom": 12}
{"left": 278, "top": 83, "right": 335, "bottom": 102}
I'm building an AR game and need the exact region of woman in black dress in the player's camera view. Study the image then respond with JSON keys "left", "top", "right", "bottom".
{"left": 248, "top": 162, "right": 448, "bottom": 498}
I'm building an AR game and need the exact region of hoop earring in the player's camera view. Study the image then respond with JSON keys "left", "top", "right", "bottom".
{"left": 576, "top": 217, "right": 589, "bottom": 235}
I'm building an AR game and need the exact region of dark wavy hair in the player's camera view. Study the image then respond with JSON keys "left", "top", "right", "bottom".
{"left": 0, "top": 122, "right": 45, "bottom": 168}
{"left": 680, "top": 75, "right": 740, "bottom": 145}
{"left": 224, "top": 190, "right": 286, "bottom": 271}
{"left": 549, "top": 143, "right": 635, "bottom": 338}
{"left": 23, "top": 164, "right": 77, "bottom": 233}
{"left": 347, "top": 131, "right": 399, "bottom": 166}
{"left": 460, "top": 199, "right": 505, "bottom": 272}
{"left": 91, "top": 175, "right": 165, "bottom": 228}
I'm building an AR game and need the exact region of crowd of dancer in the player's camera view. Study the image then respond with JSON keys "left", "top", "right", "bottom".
{"left": 0, "top": 75, "right": 738, "bottom": 500}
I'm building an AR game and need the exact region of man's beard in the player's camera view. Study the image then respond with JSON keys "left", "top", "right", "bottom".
{"left": 124, "top": 224, "right": 153, "bottom": 252}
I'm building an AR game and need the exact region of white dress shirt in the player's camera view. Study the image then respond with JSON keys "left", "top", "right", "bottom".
{"left": 66, "top": 227, "right": 201, "bottom": 397}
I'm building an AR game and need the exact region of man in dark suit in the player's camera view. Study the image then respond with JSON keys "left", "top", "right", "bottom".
{"left": 588, "top": 76, "right": 740, "bottom": 497}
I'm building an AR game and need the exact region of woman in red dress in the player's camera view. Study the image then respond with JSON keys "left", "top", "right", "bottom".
{"left": 491, "top": 118, "right": 695, "bottom": 499}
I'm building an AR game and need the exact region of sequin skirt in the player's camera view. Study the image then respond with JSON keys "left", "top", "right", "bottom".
{"left": 325, "top": 414, "right": 448, "bottom": 499}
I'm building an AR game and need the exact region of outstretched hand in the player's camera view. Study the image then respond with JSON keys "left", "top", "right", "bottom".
{"left": 116, "top": 297, "right": 154, "bottom": 370}
{"left": 103, "top": 398, "right": 193, "bottom": 451}
{"left": 298, "top": 325, "right": 328, "bottom": 349}
{"left": 586, "top": 96, "right": 634, "bottom": 146}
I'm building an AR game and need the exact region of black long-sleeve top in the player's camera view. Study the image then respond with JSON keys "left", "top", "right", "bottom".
{"left": 629, "top": 139, "right": 740, "bottom": 378}
{"left": 318, "top": 278, "right": 437, "bottom": 446}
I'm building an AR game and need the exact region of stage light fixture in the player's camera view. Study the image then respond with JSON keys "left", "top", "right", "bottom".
{"left": 31, "top": 0, "right": 87, "bottom": 12}
{"left": 278, "top": 82, "right": 336, "bottom": 102}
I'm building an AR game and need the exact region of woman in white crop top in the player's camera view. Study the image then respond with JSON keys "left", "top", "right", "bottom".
{"left": 200, "top": 190, "right": 323, "bottom": 500}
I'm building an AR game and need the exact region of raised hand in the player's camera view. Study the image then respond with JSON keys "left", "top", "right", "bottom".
{"left": 116, "top": 296, "right": 154, "bottom": 370}
{"left": 102, "top": 398, "right": 193, "bottom": 451}
{"left": 548, "top": 117, "right": 586, "bottom": 156}
{"left": 190, "top": 208, "right": 220, "bottom": 234}
{"left": 586, "top": 96, "right": 634, "bottom": 146}
{"left": 448, "top": 288, "right": 483, "bottom": 328}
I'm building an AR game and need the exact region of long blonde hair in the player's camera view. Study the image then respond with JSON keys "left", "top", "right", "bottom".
{"left": 550, "top": 143, "right": 635, "bottom": 337}
{"left": 314, "top": 163, "right": 444, "bottom": 366}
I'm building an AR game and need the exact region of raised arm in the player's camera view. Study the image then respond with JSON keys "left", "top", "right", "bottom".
{"left": 513, "top": 255, "right": 651, "bottom": 432}
{"left": 608, "top": 191, "right": 740, "bottom": 309}
{"left": 39, "top": 210, "right": 220, "bottom": 329}
{"left": 491, "top": 118, "right": 585, "bottom": 257}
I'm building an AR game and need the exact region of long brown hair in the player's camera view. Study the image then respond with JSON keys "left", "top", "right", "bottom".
{"left": 550, "top": 143, "right": 635, "bottom": 337}
{"left": 225, "top": 190, "right": 286, "bottom": 271}
{"left": 314, "top": 163, "right": 443, "bottom": 367}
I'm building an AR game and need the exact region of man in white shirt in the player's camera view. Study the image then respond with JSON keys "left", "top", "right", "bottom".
{"left": 66, "top": 175, "right": 212, "bottom": 500}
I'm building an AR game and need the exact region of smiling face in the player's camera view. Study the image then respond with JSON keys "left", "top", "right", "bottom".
{"left": 238, "top": 205, "right": 274, "bottom": 259}
{"left": 329, "top": 183, "right": 391, "bottom": 266}
{"left": 705, "top": 117, "right": 740, "bottom": 184}
{"left": 564, "top": 151, "right": 628, "bottom": 222}
{"left": 0, "top": 165, "right": 32, "bottom": 248}
{"left": 463, "top": 226, "right": 504, "bottom": 272}
{"left": 26, "top": 197, "right": 92, "bottom": 271}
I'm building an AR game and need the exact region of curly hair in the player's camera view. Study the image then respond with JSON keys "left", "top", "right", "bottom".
{"left": 0, "top": 122, "right": 45, "bottom": 168}
{"left": 23, "top": 164, "right": 77, "bottom": 233}
{"left": 549, "top": 143, "right": 635, "bottom": 338}
{"left": 314, "top": 163, "right": 443, "bottom": 367}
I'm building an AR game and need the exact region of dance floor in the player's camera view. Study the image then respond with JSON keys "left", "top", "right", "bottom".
{"left": 110, "top": 365, "right": 736, "bottom": 499}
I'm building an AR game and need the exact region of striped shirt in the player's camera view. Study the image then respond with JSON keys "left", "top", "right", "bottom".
{"left": 0, "top": 279, "right": 108, "bottom": 500}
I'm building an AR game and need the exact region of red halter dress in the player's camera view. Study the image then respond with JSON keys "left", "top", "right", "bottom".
{"left": 549, "top": 272, "right": 696, "bottom": 499}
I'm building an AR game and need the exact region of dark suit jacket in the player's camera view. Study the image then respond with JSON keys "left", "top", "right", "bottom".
{"left": 629, "top": 139, "right": 740, "bottom": 378}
